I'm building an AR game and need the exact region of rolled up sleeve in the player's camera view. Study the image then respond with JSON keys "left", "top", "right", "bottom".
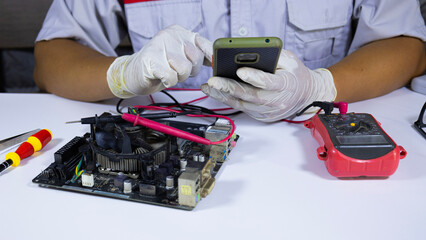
{"left": 36, "top": 0, "right": 127, "bottom": 57}
{"left": 349, "top": 0, "right": 426, "bottom": 54}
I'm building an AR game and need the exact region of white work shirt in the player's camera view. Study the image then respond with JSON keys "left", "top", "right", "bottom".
{"left": 37, "top": 0, "right": 426, "bottom": 89}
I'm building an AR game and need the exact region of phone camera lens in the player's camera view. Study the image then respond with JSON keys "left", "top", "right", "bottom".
{"left": 265, "top": 39, "right": 270, "bottom": 43}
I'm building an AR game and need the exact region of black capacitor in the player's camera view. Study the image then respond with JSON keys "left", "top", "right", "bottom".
{"left": 114, "top": 173, "right": 128, "bottom": 189}
{"left": 160, "top": 161, "right": 174, "bottom": 175}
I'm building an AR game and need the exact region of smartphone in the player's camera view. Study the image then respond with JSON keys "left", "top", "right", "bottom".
{"left": 213, "top": 37, "right": 282, "bottom": 81}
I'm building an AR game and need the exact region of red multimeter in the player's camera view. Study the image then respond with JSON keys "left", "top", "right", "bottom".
{"left": 302, "top": 102, "right": 407, "bottom": 178}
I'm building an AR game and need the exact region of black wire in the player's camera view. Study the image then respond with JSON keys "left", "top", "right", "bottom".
{"left": 160, "top": 90, "right": 185, "bottom": 111}
{"left": 150, "top": 102, "right": 213, "bottom": 114}
{"left": 159, "top": 90, "right": 221, "bottom": 115}
{"left": 116, "top": 99, "right": 124, "bottom": 114}
{"left": 150, "top": 101, "right": 242, "bottom": 116}
{"left": 220, "top": 110, "right": 242, "bottom": 116}
{"left": 114, "top": 91, "right": 242, "bottom": 118}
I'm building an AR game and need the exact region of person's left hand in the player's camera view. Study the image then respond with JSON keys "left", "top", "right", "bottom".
{"left": 201, "top": 50, "right": 337, "bottom": 122}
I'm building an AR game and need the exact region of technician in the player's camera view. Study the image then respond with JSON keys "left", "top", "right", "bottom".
{"left": 34, "top": 0, "right": 426, "bottom": 122}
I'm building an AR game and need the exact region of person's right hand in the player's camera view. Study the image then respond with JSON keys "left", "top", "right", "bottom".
{"left": 107, "top": 25, "right": 212, "bottom": 98}
{"left": 201, "top": 50, "right": 337, "bottom": 122}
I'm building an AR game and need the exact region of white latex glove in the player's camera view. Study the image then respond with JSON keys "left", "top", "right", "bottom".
{"left": 201, "top": 50, "right": 337, "bottom": 122}
{"left": 107, "top": 25, "right": 212, "bottom": 98}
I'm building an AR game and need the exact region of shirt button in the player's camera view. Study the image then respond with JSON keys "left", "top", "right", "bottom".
{"left": 238, "top": 26, "right": 248, "bottom": 36}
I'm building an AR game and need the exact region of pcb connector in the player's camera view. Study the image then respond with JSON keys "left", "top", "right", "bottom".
{"left": 81, "top": 173, "right": 94, "bottom": 187}
{"left": 205, "top": 120, "right": 233, "bottom": 163}
{"left": 178, "top": 171, "right": 201, "bottom": 207}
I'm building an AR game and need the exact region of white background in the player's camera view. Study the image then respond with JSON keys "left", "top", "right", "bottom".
{"left": 0, "top": 88, "right": 425, "bottom": 240}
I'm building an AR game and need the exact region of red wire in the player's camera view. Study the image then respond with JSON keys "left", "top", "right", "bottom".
{"left": 148, "top": 92, "right": 311, "bottom": 124}
{"left": 151, "top": 89, "right": 237, "bottom": 112}
{"left": 133, "top": 105, "right": 235, "bottom": 145}
{"left": 181, "top": 95, "right": 208, "bottom": 105}
{"left": 165, "top": 88, "right": 201, "bottom": 91}
{"left": 149, "top": 95, "right": 155, "bottom": 104}
{"left": 141, "top": 89, "right": 237, "bottom": 144}
{"left": 210, "top": 107, "right": 234, "bottom": 111}
{"left": 165, "top": 95, "right": 209, "bottom": 109}
{"left": 146, "top": 89, "right": 326, "bottom": 142}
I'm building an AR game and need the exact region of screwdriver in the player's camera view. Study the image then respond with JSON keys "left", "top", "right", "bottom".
{"left": 0, "top": 129, "right": 52, "bottom": 174}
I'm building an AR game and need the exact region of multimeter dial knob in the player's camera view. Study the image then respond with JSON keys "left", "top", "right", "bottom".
{"left": 352, "top": 121, "right": 371, "bottom": 133}
{"left": 334, "top": 120, "right": 371, "bottom": 133}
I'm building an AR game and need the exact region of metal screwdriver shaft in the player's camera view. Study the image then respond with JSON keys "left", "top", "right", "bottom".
{"left": 0, "top": 159, "right": 13, "bottom": 173}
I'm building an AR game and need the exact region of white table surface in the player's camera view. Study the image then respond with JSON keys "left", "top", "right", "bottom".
{"left": 0, "top": 88, "right": 425, "bottom": 240}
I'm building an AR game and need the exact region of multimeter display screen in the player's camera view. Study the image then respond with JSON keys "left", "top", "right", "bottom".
{"left": 336, "top": 135, "right": 388, "bottom": 145}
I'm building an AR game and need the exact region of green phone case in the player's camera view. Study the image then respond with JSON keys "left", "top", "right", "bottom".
{"left": 213, "top": 37, "right": 282, "bottom": 81}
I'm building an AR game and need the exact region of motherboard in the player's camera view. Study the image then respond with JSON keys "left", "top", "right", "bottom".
{"left": 33, "top": 115, "right": 238, "bottom": 210}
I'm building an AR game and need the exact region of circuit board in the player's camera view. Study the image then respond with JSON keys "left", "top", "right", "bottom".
{"left": 33, "top": 116, "right": 238, "bottom": 210}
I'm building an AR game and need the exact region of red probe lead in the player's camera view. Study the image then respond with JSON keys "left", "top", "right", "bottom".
{"left": 122, "top": 113, "right": 235, "bottom": 145}
{"left": 0, "top": 129, "right": 52, "bottom": 174}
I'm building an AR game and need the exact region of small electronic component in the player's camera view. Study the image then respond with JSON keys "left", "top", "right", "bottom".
{"left": 114, "top": 173, "right": 128, "bottom": 189}
{"left": 166, "top": 176, "right": 174, "bottom": 189}
{"left": 123, "top": 180, "right": 132, "bottom": 194}
{"left": 81, "top": 173, "right": 94, "bottom": 187}
{"left": 33, "top": 115, "right": 239, "bottom": 210}
{"left": 139, "top": 183, "right": 156, "bottom": 196}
